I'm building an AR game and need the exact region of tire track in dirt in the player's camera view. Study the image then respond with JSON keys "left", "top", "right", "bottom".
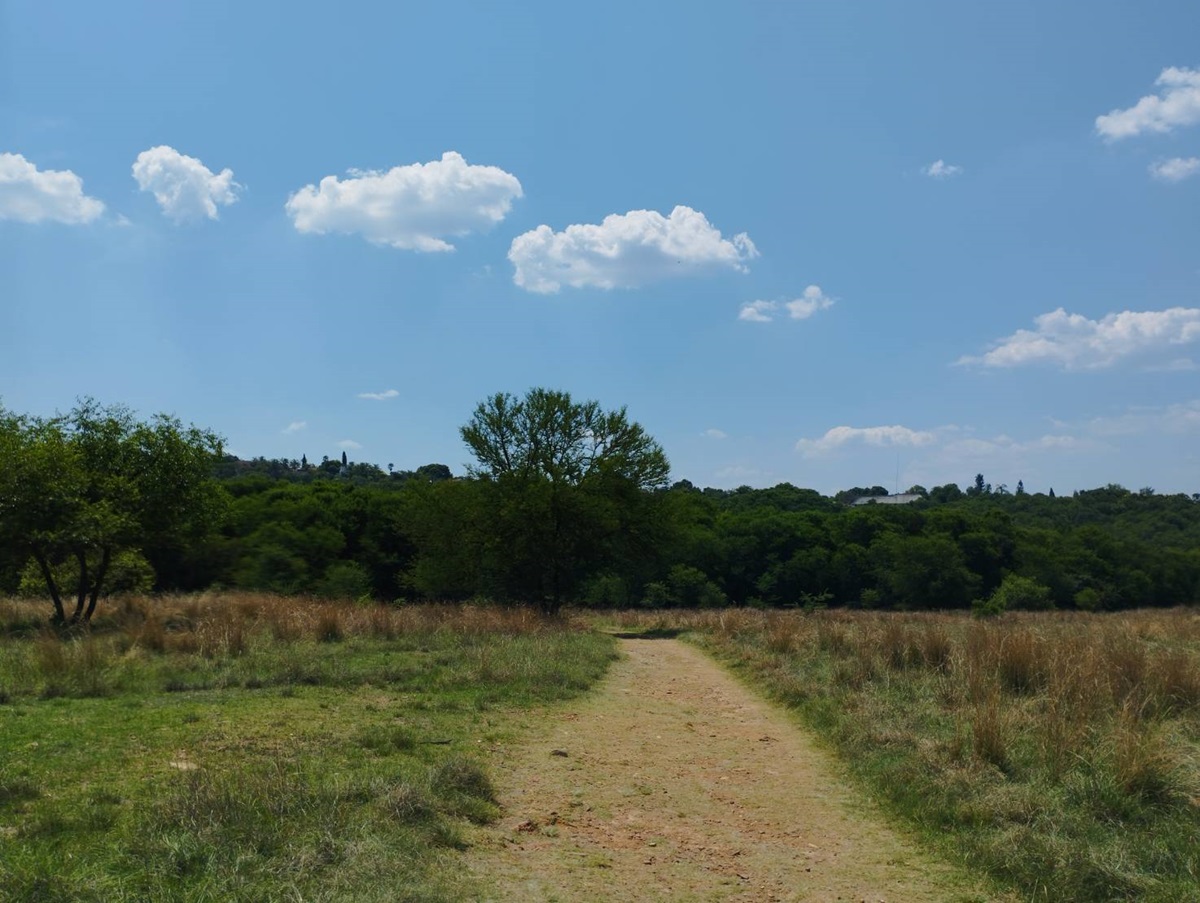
{"left": 467, "top": 637, "right": 994, "bottom": 902}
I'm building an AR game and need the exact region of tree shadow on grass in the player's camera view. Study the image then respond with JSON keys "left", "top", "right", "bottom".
{"left": 606, "top": 628, "right": 686, "bottom": 640}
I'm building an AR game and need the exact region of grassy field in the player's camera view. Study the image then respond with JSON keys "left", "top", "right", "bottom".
{"left": 0, "top": 594, "right": 617, "bottom": 902}
{"left": 608, "top": 607, "right": 1200, "bottom": 902}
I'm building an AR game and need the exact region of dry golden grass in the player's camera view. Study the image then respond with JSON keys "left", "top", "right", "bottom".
{"left": 605, "top": 606, "right": 1200, "bottom": 901}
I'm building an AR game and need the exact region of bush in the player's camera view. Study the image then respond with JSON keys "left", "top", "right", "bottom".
{"left": 579, "top": 573, "right": 629, "bottom": 608}
{"left": 319, "top": 561, "right": 372, "bottom": 601}
{"left": 976, "top": 574, "right": 1053, "bottom": 617}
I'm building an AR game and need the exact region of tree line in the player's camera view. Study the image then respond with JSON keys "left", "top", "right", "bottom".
{"left": 3, "top": 393, "right": 1198, "bottom": 621}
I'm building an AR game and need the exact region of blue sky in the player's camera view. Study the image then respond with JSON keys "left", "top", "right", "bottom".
{"left": 2, "top": 1, "right": 1198, "bottom": 495}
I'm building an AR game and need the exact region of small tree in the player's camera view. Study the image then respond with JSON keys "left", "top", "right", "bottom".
{"left": 0, "top": 400, "right": 224, "bottom": 624}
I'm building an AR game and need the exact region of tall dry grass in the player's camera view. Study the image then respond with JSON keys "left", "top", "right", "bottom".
{"left": 613, "top": 606, "right": 1200, "bottom": 901}
{"left": 0, "top": 592, "right": 590, "bottom": 701}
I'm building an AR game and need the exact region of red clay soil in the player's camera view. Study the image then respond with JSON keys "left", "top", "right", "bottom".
{"left": 466, "top": 637, "right": 997, "bottom": 902}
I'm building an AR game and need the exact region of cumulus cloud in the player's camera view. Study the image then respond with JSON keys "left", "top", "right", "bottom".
{"left": 739, "top": 286, "right": 834, "bottom": 322}
{"left": 337, "top": 439, "right": 362, "bottom": 450}
{"left": 738, "top": 300, "right": 776, "bottom": 322}
{"left": 358, "top": 389, "right": 399, "bottom": 401}
{"left": 285, "top": 151, "right": 522, "bottom": 251}
{"left": 132, "top": 146, "right": 241, "bottom": 222}
{"left": 508, "top": 205, "right": 758, "bottom": 293}
{"left": 958, "top": 307, "right": 1200, "bottom": 370}
{"left": 1096, "top": 67, "right": 1200, "bottom": 140}
{"left": 1149, "top": 156, "right": 1200, "bottom": 182}
{"left": 796, "top": 425, "right": 936, "bottom": 456}
{"left": 0, "top": 152, "right": 105, "bottom": 224}
{"left": 922, "top": 159, "right": 963, "bottom": 179}
{"left": 704, "top": 428, "right": 728, "bottom": 439}
{"left": 282, "top": 421, "right": 307, "bottom": 434}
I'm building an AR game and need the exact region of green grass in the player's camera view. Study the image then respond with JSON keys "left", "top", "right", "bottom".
{"left": 644, "top": 608, "right": 1200, "bottom": 903}
{"left": 0, "top": 594, "right": 617, "bottom": 902}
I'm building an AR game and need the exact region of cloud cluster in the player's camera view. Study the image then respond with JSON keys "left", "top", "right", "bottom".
{"left": 0, "top": 152, "right": 105, "bottom": 224}
{"left": 1096, "top": 67, "right": 1200, "bottom": 140}
{"left": 922, "top": 159, "right": 963, "bottom": 179}
{"left": 132, "top": 146, "right": 241, "bottom": 222}
{"left": 796, "top": 425, "right": 936, "bottom": 456}
{"left": 958, "top": 307, "right": 1200, "bottom": 370}
{"left": 1149, "top": 157, "right": 1200, "bottom": 182}
{"left": 358, "top": 389, "right": 400, "bottom": 401}
{"left": 739, "top": 286, "right": 834, "bottom": 322}
{"left": 508, "top": 205, "right": 758, "bottom": 293}
{"left": 285, "top": 152, "right": 522, "bottom": 251}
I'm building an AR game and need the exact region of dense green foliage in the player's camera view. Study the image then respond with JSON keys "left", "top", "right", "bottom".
{"left": 0, "top": 400, "right": 224, "bottom": 623}
{"left": 3, "top": 396, "right": 1198, "bottom": 613}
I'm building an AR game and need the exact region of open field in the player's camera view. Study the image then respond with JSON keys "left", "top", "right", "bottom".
{"left": 5, "top": 597, "right": 1199, "bottom": 902}
{"left": 607, "top": 608, "right": 1200, "bottom": 902}
{"left": 0, "top": 594, "right": 617, "bottom": 902}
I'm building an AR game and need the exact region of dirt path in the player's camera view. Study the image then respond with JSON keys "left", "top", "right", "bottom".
{"left": 467, "top": 637, "right": 993, "bottom": 902}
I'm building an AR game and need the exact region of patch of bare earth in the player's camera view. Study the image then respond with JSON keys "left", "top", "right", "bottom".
{"left": 467, "top": 638, "right": 997, "bottom": 902}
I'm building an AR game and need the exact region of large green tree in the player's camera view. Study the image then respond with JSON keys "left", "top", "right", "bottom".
{"left": 0, "top": 400, "right": 224, "bottom": 624}
{"left": 450, "top": 388, "right": 670, "bottom": 612}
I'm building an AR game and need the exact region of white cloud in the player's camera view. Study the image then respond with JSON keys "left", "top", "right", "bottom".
{"left": 704, "top": 428, "right": 728, "bottom": 439}
{"left": 738, "top": 300, "right": 777, "bottom": 322}
{"left": 1096, "top": 67, "right": 1200, "bottom": 140}
{"left": 0, "top": 152, "right": 105, "bottom": 224}
{"left": 922, "top": 159, "right": 963, "bottom": 179}
{"left": 132, "top": 146, "right": 241, "bottom": 222}
{"left": 282, "top": 421, "right": 307, "bottom": 434}
{"left": 285, "top": 151, "right": 522, "bottom": 251}
{"left": 1149, "top": 156, "right": 1200, "bottom": 182}
{"left": 958, "top": 307, "right": 1200, "bottom": 370}
{"left": 337, "top": 439, "right": 362, "bottom": 450}
{"left": 786, "top": 285, "right": 835, "bottom": 319}
{"left": 509, "top": 205, "right": 758, "bottom": 293}
{"left": 796, "top": 425, "right": 936, "bottom": 456}
{"left": 739, "top": 286, "right": 834, "bottom": 323}
{"left": 942, "top": 434, "right": 1087, "bottom": 458}
{"left": 358, "top": 389, "right": 399, "bottom": 401}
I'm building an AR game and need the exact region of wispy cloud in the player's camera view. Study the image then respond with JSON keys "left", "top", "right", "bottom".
{"left": 739, "top": 286, "right": 835, "bottom": 322}
{"left": 703, "top": 428, "right": 728, "bottom": 439}
{"left": 0, "top": 152, "right": 105, "bottom": 224}
{"left": 1149, "top": 157, "right": 1200, "bottom": 182}
{"left": 1082, "top": 400, "right": 1200, "bottom": 438}
{"left": 922, "top": 159, "right": 963, "bottom": 179}
{"left": 509, "top": 205, "right": 757, "bottom": 293}
{"left": 358, "top": 389, "right": 400, "bottom": 401}
{"left": 282, "top": 421, "right": 307, "bottom": 434}
{"left": 285, "top": 151, "right": 522, "bottom": 252}
{"left": 337, "top": 439, "right": 362, "bottom": 450}
{"left": 796, "top": 425, "right": 936, "bottom": 456}
{"left": 958, "top": 307, "right": 1200, "bottom": 370}
{"left": 1096, "top": 67, "right": 1200, "bottom": 140}
{"left": 132, "top": 146, "right": 241, "bottom": 222}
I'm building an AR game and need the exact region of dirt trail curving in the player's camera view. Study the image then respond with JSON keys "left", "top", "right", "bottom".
{"left": 467, "top": 637, "right": 993, "bottom": 902}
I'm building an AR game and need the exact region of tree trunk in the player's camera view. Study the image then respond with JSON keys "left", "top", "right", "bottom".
{"left": 69, "top": 549, "right": 89, "bottom": 624}
{"left": 31, "top": 546, "right": 66, "bottom": 624}
{"left": 83, "top": 547, "right": 111, "bottom": 623}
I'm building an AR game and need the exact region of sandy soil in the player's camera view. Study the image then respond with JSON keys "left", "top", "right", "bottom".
{"left": 466, "top": 637, "right": 994, "bottom": 902}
